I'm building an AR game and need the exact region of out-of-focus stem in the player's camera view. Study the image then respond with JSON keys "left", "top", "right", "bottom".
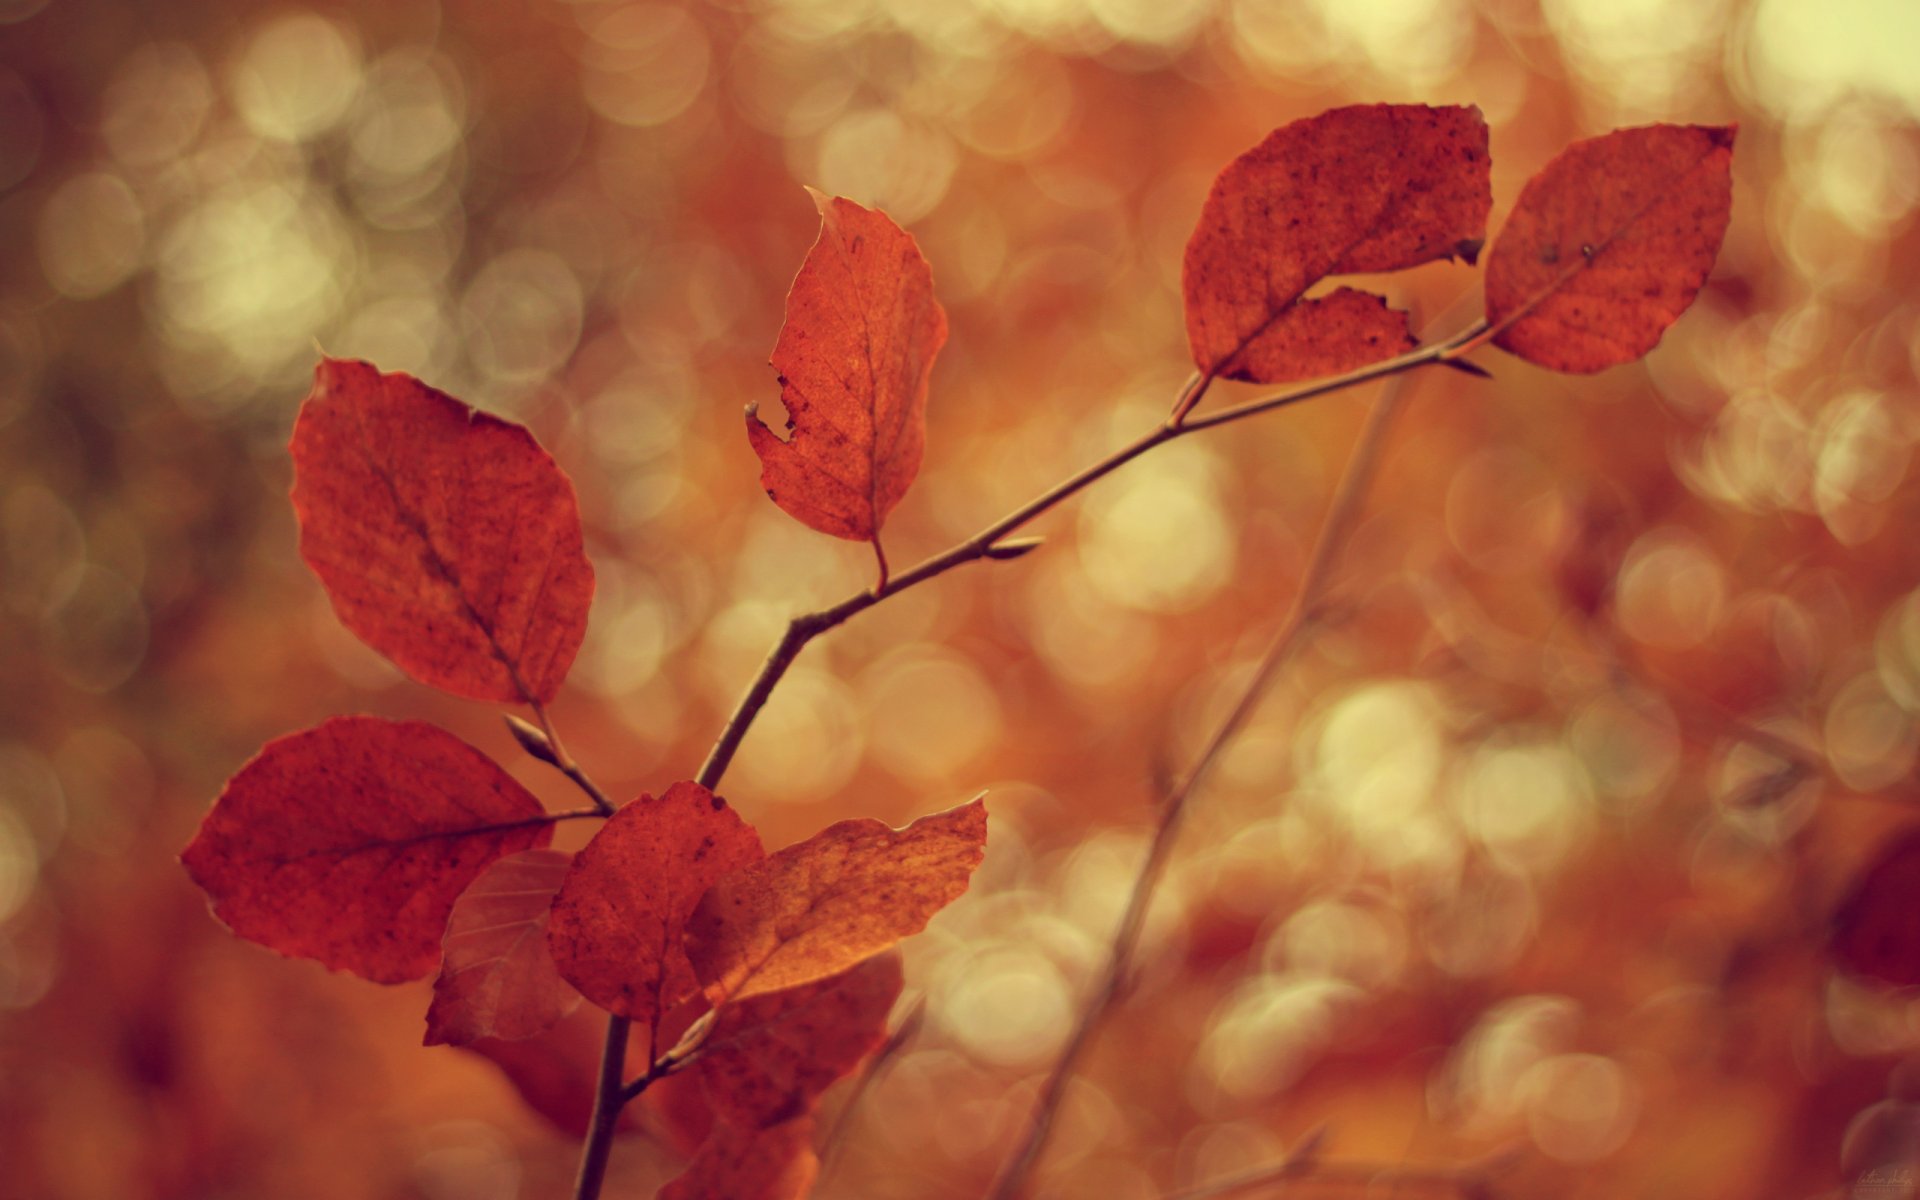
{"left": 985, "top": 376, "right": 1414, "bottom": 1200}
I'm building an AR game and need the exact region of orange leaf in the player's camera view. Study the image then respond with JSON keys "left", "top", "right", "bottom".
{"left": 747, "top": 190, "right": 947, "bottom": 555}
{"left": 180, "top": 717, "right": 552, "bottom": 983}
{"left": 291, "top": 357, "right": 595, "bottom": 704}
{"left": 1183, "top": 103, "right": 1490, "bottom": 383}
{"left": 547, "top": 782, "right": 764, "bottom": 1047}
{"left": 658, "top": 1116, "right": 819, "bottom": 1200}
{"left": 1832, "top": 829, "right": 1920, "bottom": 988}
{"left": 426, "top": 848, "right": 582, "bottom": 1046}
{"left": 1484, "top": 123, "right": 1735, "bottom": 373}
{"left": 460, "top": 1004, "right": 650, "bottom": 1138}
{"left": 687, "top": 797, "right": 986, "bottom": 1002}
{"left": 695, "top": 952, "right": 903, "bottom": 1129}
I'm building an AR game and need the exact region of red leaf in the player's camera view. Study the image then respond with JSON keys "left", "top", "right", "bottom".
{"left": 290, "top": 357, "right": 595, "bottom": 704}
{"left": 687, "top": 797, "right": 986, "bottom": 1003}
{"left": 461, "top": 1004, "right": 649, "bottom": 1137}
{"left": 658, "top": 1117, "right": 819, "bottom": 1200}
{"left": 1183, "top": 104, "right": 1490, "bottom": 383}
{"left": 695, "top": 952, "right": 903, "bottom": 1129}
{"left": 180, "top": 717, "right": 552, "bottom": 983}
{"left": 548, "top": 782, "right": 765, "bottom": 1048}
{"left": 1833, "top": 829, "right": 1920, "bottom": 988}
{"left": 426, "top": 848, "right": 581, "bottom": 1046}
{"left": 747, "top": 190, "right": 948, "bottom": 552}
{"left": 1483, "top": 123, "right": 1735, "bottom": 373}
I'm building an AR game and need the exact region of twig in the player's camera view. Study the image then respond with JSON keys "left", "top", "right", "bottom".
{"left": 695, "top": 323, "right": 1486, "bottom": 790}
{"left": 568, "top": 325, "right": 1485, "bottom": 1200}
{"left": 1160, "top": 1158, "right": 1484, "bottom": 1200}
{"left": 819, "top": 995, "right": 925, "bottom": 1178}
{"left": 527, "top": 699, "right": 618, "bottom": 816}
{"left": 984, "top": 375, "right": 1415, "bottom": 1200}
{"left": 571, "top": 1015, "right": 631, "bottom": 1199}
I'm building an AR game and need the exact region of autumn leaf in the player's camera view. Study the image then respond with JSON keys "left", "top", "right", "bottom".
{"left": 291, "top": 357, "right": 595, "bottom": 704}
{"left": 180, "top": 717, "right": 553, "bottom": 983}
{"left": 746, "top": 190, "right": 947, "bottom": 572}
{"left": 548, "top": 782, "right": 765, "bottom": 1049}
{"left": 694, "top": 952, "right": 903, "bottom": 1129}
{"left": 426, "top": 848, "right": 581, "bottom": 1046}
{"left": 686, "top": 797, "right": 986, "bottom": 1003}
{"left": 1183, "top": 103, "right": 1491, "bottom": 384}
{"left": 1483, "top": 123, "right": 1735, "bottom": 373}
{"left": 658, "top": 1117, "right": 820, "bottom": 1200}
{"left": 461, "top": 1004, "right": 651, "bottom": 1138}
{"left": 1832, "top": 829, "right": 1920, "bottom": 988}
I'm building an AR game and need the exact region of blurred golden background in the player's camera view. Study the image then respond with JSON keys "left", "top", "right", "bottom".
{"left": 3, "top": 0, "right": 1919, "bottom": 1196}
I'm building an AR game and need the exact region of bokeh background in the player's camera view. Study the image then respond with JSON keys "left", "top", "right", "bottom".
{"left": 3, "top": 0, "right": 1919, "bottom": 1196}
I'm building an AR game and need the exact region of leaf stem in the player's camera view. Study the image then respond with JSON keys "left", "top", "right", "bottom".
{"left": 985, "top": 374, "right": 1414, "bottom": 1200}
{"left": 528, "top": 699, "right": 617, "bottom": 816}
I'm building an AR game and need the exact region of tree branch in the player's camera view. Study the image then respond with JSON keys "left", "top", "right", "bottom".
{"left": 985, "top": 374, "right": 1415, "bottom": 1200}
{"left": 1160, "top": 1157, "right": 1491, "bottom": 1200}
{"left": 694, "top": 325, "right": 1484, "bottom": 792}
{"left": 568, "top": 326, "right": 1483, "bottom": 1200}
{"left": 571, "top": 1010, "right": 631, "bottom": 1198}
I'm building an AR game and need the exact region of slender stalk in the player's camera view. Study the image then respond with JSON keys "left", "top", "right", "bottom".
{"left": 819, "top": 996, "right": 925, "bottom": 1178}
{"left": 1160, "top": 1158, "right": 1484, "bottom": 1200}
{"left": 567, "top": 325, "right": 1484, "bottom": 1200}
{"left": 985, "top": 376, "right": 1413, "bottom": 1200}
{"left": 571, "top": 1015, "right": 631, "bottom": 1199}
{"left": 529, "top": 698, "right": 617, "bottom": 815}
{"left": 694, "top": 325, "right": 1484, "bottom": 792}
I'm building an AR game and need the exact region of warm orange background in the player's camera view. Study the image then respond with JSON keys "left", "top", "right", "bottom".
{"left": 3, "top": 1, "right": 1919, "bottom": 1197}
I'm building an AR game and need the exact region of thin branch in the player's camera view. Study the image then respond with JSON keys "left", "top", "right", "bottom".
{"left": 820, "top": 996, "right": 925, "bottom": 1177}
{"left": 568, "top": 326, "right": 1485, "bottom": 1200}
{"left": 528, "top": 699, "right": 618, "bottom": 815}
{"left": 571, "top": 1014, "right": 631, "bottom": 1200}
{"left": 985, "top": 375, "right": 1416, "bottom": 1200}
{"left": 694, "top": 325, "right": 1485, "bottom": 792}
{"left": 1161, "top": 1158, "right": 1487, "bottom": 1200}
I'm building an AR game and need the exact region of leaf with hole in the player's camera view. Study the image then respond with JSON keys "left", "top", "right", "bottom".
{"left": 1183, "top": 103, "right": 1490, "bottom": 384}
{"left": 747, "top": 191, "right": 947, "bottom": 565}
